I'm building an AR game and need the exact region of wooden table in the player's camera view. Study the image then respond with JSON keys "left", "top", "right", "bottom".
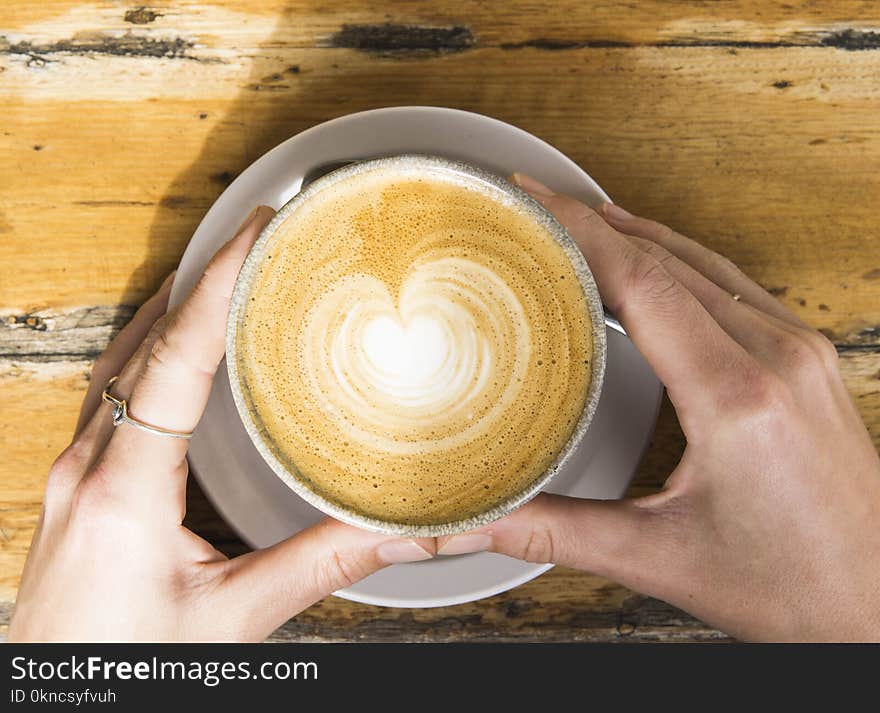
{"left": 2, "top": 1, "right": 878, "bottom": 642}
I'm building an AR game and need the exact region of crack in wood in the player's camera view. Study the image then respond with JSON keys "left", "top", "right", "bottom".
{"left": 159, "top": 195, "right": 189, "bottom": 208}
{"left": 326, "top": 23, "right": 475, "bottom": 56}
{"left": 501, "top": 29, "right": 880, "bottom": 51}
{"left": 74, "top": 200, "right": 154, "bottom": 207}
{"left": 836, "top": 344, "right": 880, "bottom": 354}
{"left": 837, "top": 326, "right": 880, "bottom": 350}
{"left": 501, "top": 39, "right": 630, "bottom": 50}
{"left": 246, "top": 82, "right": 291, "bottom": 92}
{"left": 0, "top": 34, "right": 195, "bottom": 61}
{"left": 504, "top": 38, "right": 797, "bottom": 50}
{"left": 0, "top": 352, "right": 101, "bottom": 364}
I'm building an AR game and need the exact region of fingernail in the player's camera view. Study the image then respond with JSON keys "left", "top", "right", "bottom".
{"left": 602, "top": 202, "right": 634, "bottom": 221}
{"left": 511, "top": 173, "right": 555, "bottom": 199}
{"left": 235, "top": 206, "right": 260, "bottom": 234}
{"left": 437, "top": 533, "right": 492, "bottom": 556}
{"left": 376, "top": 539, "right": 433, "bottom": 564}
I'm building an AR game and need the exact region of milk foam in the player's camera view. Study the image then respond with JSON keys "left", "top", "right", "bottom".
{"left": 238, "top": 163, "right": 593, "bottom": 525}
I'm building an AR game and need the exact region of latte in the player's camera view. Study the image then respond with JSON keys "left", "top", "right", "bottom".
{"left": 233, "top": 157, "right": 596, "bottom": 527}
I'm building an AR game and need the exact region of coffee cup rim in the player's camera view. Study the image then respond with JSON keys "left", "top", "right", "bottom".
{"left": 226, "top": 154, "right": 607, "bottom": 537}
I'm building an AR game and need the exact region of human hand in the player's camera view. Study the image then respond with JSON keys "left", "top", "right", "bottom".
{"left": 9, "top": 206, "right": 434, "bottom": 642}
{"left": 438, "top": 175, "right": 880, "bottom": 642}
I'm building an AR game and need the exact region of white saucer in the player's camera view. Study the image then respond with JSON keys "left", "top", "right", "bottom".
{"left": 169, "top": 107, "right": 663, "bottom": 608}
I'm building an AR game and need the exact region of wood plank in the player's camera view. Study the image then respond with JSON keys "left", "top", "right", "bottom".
{"left": 0, "top": 49, "right": 880, "bottom": 341}
{"left": 0, "top": 350, "right": 880, "bottom": 624}
{"left": 2, "top": 46, "right": 879, "bottom": 337}
{"left": 1, "top": 1, "right": 878, "bottom": 48}
{"left": 0, "top": 574, "right": 731, "bottom": 643}
{"left": 1, "top": 306, "right": 135, "bottom": 360}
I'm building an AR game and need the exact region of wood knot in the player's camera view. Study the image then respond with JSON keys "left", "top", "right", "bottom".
{"left": 617, "top": 622, "right": 636, "bottom": 636}
{"left": 124, "top": 7, "right": 161, "bottom": 25}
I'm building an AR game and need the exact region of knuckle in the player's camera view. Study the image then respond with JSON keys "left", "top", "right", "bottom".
{"left": 48, "top": 446, "right": 83, "bottom": 482}
{"left": 70, "top": 460, "right": 116, "bottom": 521}
{"left": 745, "top": 367, "right": 785, "bottom": 406}
{"left": 70, "top": 482, "right": 104, "bottom": 523}
{"left": 552, "top": 199, "right": 609, "bottom": 239}
{"left": 709, "top": 251, "right": 743, "bottom": 282}
{"left": 638, "top": 239, "right": 679, "bottom": 270}
{"left": 520, "top": 524, "right": 556, "bottom": 564}
{"left": 145, "top": 315, "right": 167, "bottom": 345}
{"left": 189, "top": 272, "right": 212, "bottom": 302}
{"left": 564, "top": 201, "right": 606, "bottom": 230}
{"left": 147, "top": 327, "right": 175, "bottom": 371}
{"left": 626, "top": 252, "right": 680, "bottom": 304}
{"left": 778, "top": 329, "right": 838, "bottom": 379}
{"left": 725, "top": 367, "right": 793, "bottom": 432}
{"left": 314, "top": 548, "right": 365, "bottom": 593}
{"left": 137, "top": 315, "right": 168, "bottom": 365}
{"left": 649, "top": 221, "right": 676, "bottom": 244}
{"left": 191, "top": 267, "right": 227, "bottom": 305}
{"left": 45, "top": 445, "right": 85, "bottom": 501}
{"left": 779, "top": 331, "right": 812, "bottom": 366}
{"left": 807, "top": 330, "right": 840, "bottom": 370}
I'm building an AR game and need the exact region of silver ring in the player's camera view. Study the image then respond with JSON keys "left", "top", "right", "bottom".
{"left": 102, "top": 376, "right": 193, "bottom": 440}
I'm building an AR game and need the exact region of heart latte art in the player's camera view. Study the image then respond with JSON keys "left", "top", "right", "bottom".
{"left": 236, "top": 162, "right": 594, "bottom": 526}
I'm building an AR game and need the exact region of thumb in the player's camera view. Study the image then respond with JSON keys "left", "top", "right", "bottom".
{"left": 437, "top": 493, "right": 676, "bottom": 595}
{"left": 213, "top": 518, "right": 435, "bottom": 640}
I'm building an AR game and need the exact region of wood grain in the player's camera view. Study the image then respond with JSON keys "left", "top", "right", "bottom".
{"left": 1, "top": 1, "right": 879, "bottom": 642}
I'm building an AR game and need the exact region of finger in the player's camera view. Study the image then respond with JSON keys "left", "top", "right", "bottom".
{"left": 211, "top": 518, "right": 435, "bottom": 641}
{"left": 605, "top": 212, "right": 839, "bottom": 388}
{"left": 622, "top": 234, "right": 807, "bottom": 373}
{"left": 599, "top": 202, "right": 806, "bottom": 328}
{"left": 75, "top": 313, "right": 174, "bottom": 471}
{"left": 97, "top": 206, "right": 275, "bottom": 499}
{"left": 74, "top": 271, "right": 175, "bottom": 436}
{"left": 511, "top": 173, "right": 758, "bottom": 421}
{"left": 437, "top": 493, "right": 681, "bottom": 602}
{"left": 79, "top": 211, "right": 267, "bottom": 461}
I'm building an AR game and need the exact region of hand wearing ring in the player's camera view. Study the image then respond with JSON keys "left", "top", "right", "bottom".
{"left": 9, "top": 204, "right": 437, "bottom": 643}
{"left": 102, "top": 376, "right": 193, "bottom": 440}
